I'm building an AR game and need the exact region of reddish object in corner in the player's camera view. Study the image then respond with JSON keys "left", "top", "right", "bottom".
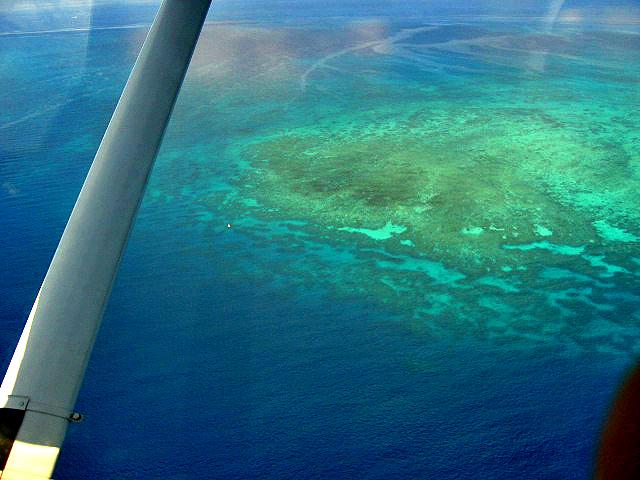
{"left": 596, "top": 363, "right": 640, "bottom": 479}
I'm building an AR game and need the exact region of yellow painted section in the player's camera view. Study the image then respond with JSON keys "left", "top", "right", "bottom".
{"left": 1, "top": 440, "right": 59, "bottom": 479}
{"left": 0, "top": 290, "right": 41, "bottom": 407}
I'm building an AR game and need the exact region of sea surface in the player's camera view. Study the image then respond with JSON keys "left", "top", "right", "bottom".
{"left": 1, "top": 2, "right": 640, "bottom": 478}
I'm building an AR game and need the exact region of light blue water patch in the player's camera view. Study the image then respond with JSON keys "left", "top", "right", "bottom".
{"left": 416, "top": 292, "right": 453, "bottom": 316}
{"left": 581, "top": 319, "right": 640, "bottom": 341}
{"left": 461, "top": 226, "right": 484, "bottom": 236}
{"left": 477, "top": 276, "right": 520, "bottom": 293}
{"left": 541, "top": 267, "right": 613, "bottom": 288}
{"left": 380, "top": 275, "right": 411, "bottom": 294}
{"left": 479, "top": 296, "right": 515, "bottom": 316}
{"left": 305, "top": 241, "right": 359, "bottom": 265}
{"left": 534, "top": 224, "right": 553, "bottom": 237}
{"left": 545, "top": 286, "right": 615, "bottom": 316}
{"left": 400, "top": 239, "right": 415, "bottom": 247}
{"left": 503, "top": 241, "right": 585, "bottom": 256}
{"left": 339, "top": 221, "right": 407, "bottom": 240}
{"left": 593, "top": 220, "right": 639, "bottom": 243}
{"left": 582, "top": 255, "right": 631, "bottom": 278}
{"left": 232, "top": 217, "right": 313, "bottom": 244}
{"left": 375, "top": 253, "right": 466, "bottom": 285}
{"left": 242, "top": 197, "right": 261, "bottom": 207}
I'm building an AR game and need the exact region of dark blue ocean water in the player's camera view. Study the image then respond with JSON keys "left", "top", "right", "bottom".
{"left": 2, "top": 2, "right": 639, "bottom": 478}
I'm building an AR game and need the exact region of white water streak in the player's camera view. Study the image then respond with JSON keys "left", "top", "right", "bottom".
{"left": 527, "top": 0, "right": 566, "bottom": 72}
{"left": 0, "top": 23, "right": 150, "bottom": 37}
{"left": 300, "top": 26, "right": 437, "bottom": 93}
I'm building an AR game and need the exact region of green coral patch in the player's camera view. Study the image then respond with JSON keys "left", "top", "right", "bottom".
{"left": 152, "top": 22, "right": 640, "bottom": 354}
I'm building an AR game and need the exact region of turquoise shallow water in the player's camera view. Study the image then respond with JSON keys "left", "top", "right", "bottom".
{"left": 148, "top": 19, "right": 640, "bottom": 355}
{"left": 1, "top": 4, "right": 640, "bottom": 479}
